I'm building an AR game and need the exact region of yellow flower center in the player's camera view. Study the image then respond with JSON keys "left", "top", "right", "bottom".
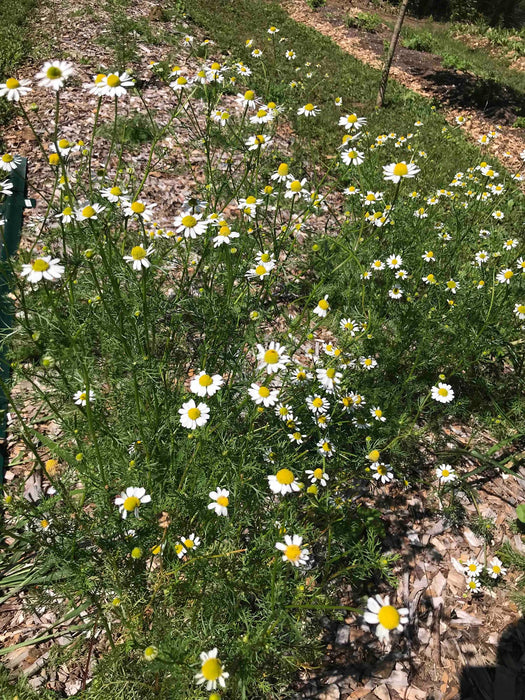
{"left": 468, "top": 580, "right": 477, "bottom": 589}
{"left": 46, "top": 66, "right": 62, "bottom": 79}
{"left": 131, "top": 246, "right": 146, "bottom": 260}
{"left": 181, "top": 215, "right": 197, "bottom": 229}
{"left": 504, "top": 270, "right": 513, "bottom": 279}
{"left": 493, "top": 565, "right": 501, "bottom": 574}
{"left": 375, "top": 409, "right": 383, "bottom": 417}
{"left": 123, "top": 496, "right": 140, "bottom": 511}
{"left": 199, "top": 374, "right": 213, "bottom": 386}
{"left": 258, "top": 386, "right": 270, "bottom": 398}
{"left": 32, "top": 258, "right": 50, "bottom": 272}
{"left": 518, "top": 305, "right": 525, "bottom": 314}
{"left": 82, "top": 205, "right": 96, "bottom": 218}
{"left": 304, "top": 103, "right": 314, "bottom": 111}
{"left": 292, "top": 431, "right": 301, "bottom": 440}
{"left": 313, "top": 468, "right": 323, "bottom": 479}
{"left": 95, "top": 73, "right": 106, "bottom": 84}
{"left": 6, "top": 78, "right": 20, "bottom": 89}
{"left": 58, "top": 138, "right": 70, "bottom": 149}
{"left": 184, "top": 539, "right": 194, "bottom": 548}
{"left": 285, "top": 544, "right": 301, "bottom": 562}
{"left": 175, "top": 543, "right": 184, "bottom": 554}
{"left": 106, "top": 74, "right": 121, "bottom": 87}
{"left": 427, "top": 274, "right": 435, "bottom": 282}
{"left": 321, "top": 442, "right": 330, "bottom": 452}
{"left": 347, "top": 150, "right": 357, "bottom": 158}
{"left": 377, "top": 605, "right": 400, "bottom": 630}
{"left": 110, "top": 186, "right": 122, "bottom": 196}
{"left": 219, "top": 225, "right": 230, "bottom": 237}
{"left": 267, "top": 101, "right": 276, "bottom": 109}
{"left": 279, "top": 406, "right": 288, "bottom": 415}
{"left": 441, "top": 469, "right": 449, "bottom": 477}
{"left": 438, "top": 388, "right": 449, "bottom": 396}
{"left": 40, "top": 519, "right": 49, "bottom": 528}
{"left": 276, "top": 468, "right": 294, "bottom": 485}
{"left": 393, "top": 163, "right": 408, "bottom": 177}
{"left": 255, "top": 264, "right": 267, "bottom": 276}
{"left": 187, "top": 407, "right": 201, "bottom": 420}
{"left": 264, "top": 349, "right": 279, "bottom": 364}
{"left": 318, "top": 299, "right": 329, "bottom": 310}
{"left": 296, "top": 371, "right": 306, "bottom": 380}
{"left": 246, "top": 196, "right": 256, "bottom": 204}
{"left": 2, "top": 154, "right": 13, "bottom": 163}
{"left": 210, "top": 62, "right": 221, "bottom": 70}
{"left": 256, "top": 109, "right": 267, "bottom": 118}
{"left": 468, "top": 564, "right": 477, "bottom": 571}
{"left": 290, "top": 180, "right": 302, "bottom": 193}
{"left": 130, "top": 201, "right": 145, "bottom": 214}
{"left": 377, "top": 464, "right": 387, "bottom": 475}
{"left": 326, "top": 368, "right": 336, "bottom": 378}
{"left": 312, "top": 397, "right": 323, "bottom": 407}
{"left": 177, "top": 77, "right": 187, "bottom": 85}
{"left": 216, "top": 495, "right": 229, "bottom": 507}
{"left": 368, "top": 450, "right": 380, "bottom": 462}
{"left": 45, "top": 459, "right": 59, "bottom": 475}
{"left": 244, "top": 90, "right": 254, "bottom": 100}
{"left": 447, "top": 281, "right": 456, "bottom": 289}
{"left": 347, "top": 114, "right": 357, "bottom": 123}
{"left": 201, "top": 658, "right": 222, "bottom": 681}
{"left": 277, "top": 163, "right": 289, "bottom": 177}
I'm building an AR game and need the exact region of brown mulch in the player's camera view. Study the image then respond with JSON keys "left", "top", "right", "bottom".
{"left": 281, "top": 0, "right": 525, "bottom": 183}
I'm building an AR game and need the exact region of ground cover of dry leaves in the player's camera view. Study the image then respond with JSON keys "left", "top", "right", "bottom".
{"left": 2, "top": 0, "right": 525, "bottom": 697}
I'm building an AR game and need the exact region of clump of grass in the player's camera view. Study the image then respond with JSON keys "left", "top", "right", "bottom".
{"left": 345, "top": 11, "right": 383, "bottom": 33}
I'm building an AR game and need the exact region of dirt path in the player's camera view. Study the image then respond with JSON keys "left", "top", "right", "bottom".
{"left": 282, "top": 0, "right": 525, "bottom": 182}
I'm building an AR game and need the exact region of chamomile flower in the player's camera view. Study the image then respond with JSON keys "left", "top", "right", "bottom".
{"left": 360, "top": 356, "right": 377, "bottom": 370}
{"left": 285, "top": 178, "right": 308, "bottom": 199}
{"left": 316, "top": 367, "right": 342, "bottom": 393}
{"left": 102, "top": 71, "right": 134, "bottom": 97}
{"left": 0, "top": 77, "right": 32, "bottom": 101}
{"left": 305, "top": 467, "right": 328, "bottom": 486}
{"left": 115, "top": 487, "right": 151, "bottom": 519}
{"left": 445, "top": 279, "right": 459, "bottom": 294}
{"left": 514, "top": 302, "right": 525, "bottom": 320}
{"left": 288, "top": 430, "right": 306, "bottom": 444}
{"left": 170, "top": 75, "right": 191, "bottom": 91}
{"left": 503, "top": 238, "right": 519, "bottom": 250}
{"left": 181, "top": 533, "right": 201, "bottom": 552}
{"left": 246, "top": 261, "right": 274, "bottom": 280}
{"left": 371, "top": 462, "right": 393, "bottom": 483}
{"left": 497, "top": 268, "right": 514, "bottom": 285}
{"left": 370, "top": 406, "right": 386, "bottom": 422}
{"left": 341, "top": 148, "right": 365, "bottom": 166}
{"left": 208, "top": 489, "right": 229, "bottom": 516}
{"left": 464, "top": 559, "right": 482, "bottom": 577}
{"left": 306, "top": 395, "right": 329, "bottom": 414}
{"left": 317, "top": 438, "right": 335, "bottom": 457}
{"left": 275, "top": 534, "right": 310, "bottom": 567}
{"left": 75, "top": 202, "right": 106, "bottom": 221}
{"left": 386, "top": 254, "right": 403, "bottom": 269}
{"left": 340, "top": 318, "right": 361, "bottom": 335}
{"left": 271, "top": 162, "right": 291, "bottom": 182}
{"left": 492, "top": 210, "right": 504, "bottom": 220}
{"left": 388, "top": 287, "right": 403, "bottom": 300}
{"left": 248, "top": 383, "right": 279, "bottom": 407}
{"left": 73, "top": 388, "right": 95, "bottom": 406}
{"left": 21, "top": 256, "right": 64, "bottom": 284}
{"left": 190, "top": 371, "right": 223, "bottom": 397}
{"left": 245, "top": 133, "right": 273, "bottom": 150}
{"left": 339, "top": 113, "right": 367, "bottom": 131}
{"left": 313, "top": 295, "right": 330, "bottom": 317}
{"left": 363, "top": 595, "right": 409, "bottom": 642}
{"left": 488, "top": 557, "right": 506, "bottom": 579}
{"left": 383, "top": 161, "right": 420, "bottom": 183}
{"left": 212, "top": 224, "right": 239, "bottom": 247}
{"left": 179, "top": 400, "right": 210, "bottom": 429}
{"left": 297, "top": 103, "right": 319, "bottom": 117}
{"left": 275, "top": 403, "right": 294, "bottom": 421}
{"left": 195, "top": 649, "right": 229, "bottom": 691}
{"left": 123, "top": 245, "right": 153, "bottom": 271}
{"left": 0, "top": 153, "right": 23, "bottom": 172}
{"left": 123, "top": 200, "right": 156, "bottom": 221}
{"left": 474, "top": 250, "right": 490, "bottom": 266}
{"left": 466, "top": 577, "right": 482, "bottom": 593}
{"left": 86, "top": 72, "right": 108, "bottom": 96}
{"left": 285, "top": 49, "right": 296, "bottom": 60}
{"left": 174, "top": 212, "right": 207, "bottom": 238}
{"left": 256, "top": 342, "right": 289, "bottom": 374}
{"left": 35, "top": 60, "right": 74, "bottom": 90}
{"left": 431, "top": 382, "right": 455, "bottom": 403}
{"left": 268, "top": 468, "right": 300, "bottom": 495}
{"left": 436, "top": 464, "right": 456, "bottom": 482}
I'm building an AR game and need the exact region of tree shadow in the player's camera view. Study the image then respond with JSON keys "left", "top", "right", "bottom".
{"left": 460, "top": 617, "right": 525, "bottom": 699}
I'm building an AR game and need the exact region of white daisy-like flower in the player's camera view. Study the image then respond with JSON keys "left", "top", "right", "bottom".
{"left": 284, "top": 178, "right": 309, "bottom": 199}
{"left": 474, "top": 250, "right": 490, "bottom": 266}
{"left": 317, "top": 438, "right": 335, "bottom": 457}
{"left": 85, "top": 72, "right": 108, "bottom": 96}
{"left": 256, "top": 342, "right": 289, "bottom": 374}
{"left": 388, "top": 287, "right": 403, "bottom": 300}
{"left": 174, "top": 211, "right": 207, "bottom": 238}
{"left": 101, "top": 71, "right": 134, "bottom": 97}
{"left": 100, "top": 185, "right": 128, "bottom": 203}
{"left": 0, "top": 153, "right": 23, "bottom": 172}
{"left": 288, "top": 430, "right": 306, "bottom": 444}
{"left": 436, "top": 464, "right": 456, "bottom": 483}
{"left": 370, "top": 406, "right": 386, "bottom": 422}
{"left": 275, "top": 534, "right": 310, "bottom": 567}
{"left": 305, "top": 467, "right": 328, "bottom": 486}
{"left": 35, "top": 61, "right": 74, "bottom": 90}
{"left": 341, "top": 148, "right": 365, "bottom": 166}
{"left": 73, "top": 388, "right": 95, "bottom": 406}
{"left": 174, "top": 541, "right": 187, "bottom": 559}
{"left": 20, "top": 256, "right": 64, "bottom": 284}
{"left": 313, "top": 295, "right": 330, "bottom": 317}
{"left": 114, "top": 487, "right": 151, "bottom": 519}
{"left": 190, "top": 371, "right": 223, "bottom": 397}
{"left": 431, "top": 382, "right": 455, "bottom": 403}
{"left": 236, "top": 89, "right": 256, "bottom": 108}
{"left": 360, "top": 356, "right": 377, "bottom": 370}
{"left": 496, "top": 268, "right": 514, "bottom": 285}
{"left": 123, "top": 200, "right": 157, "bottom": 222}
{"left": 503, "top": 238, "right": 519, "bottom": 250}
{"left": 339, "top": 113, "right": 367, "bottom": 131}
{"left": 246, "top": 260, "right": 274, "bottom": 280}
{"left": 340, "top": 318, "right": 361, "bottom": 335}
{"left": 297, "top": 103, "right": 319, "bottom": 117}
{"left": 463, "top": 559, "right": 482, "bottom": 578}
{"left": 0, "top": 178, "right": 13, "bottom": 196}
{"left": 245, "top": 134, "right": 273, "bottom": 151}
{"left": 363, "top": 595, "right": 409, "bottom": 642}
{"left": 249, "top": 107, "right": 273, "bottom": 125}
{"left": 208, "top": 488, "right": 229, "bottom": 516}
{"left": 371, "top": 462, "right": 393, "bottom": 483}
{"left": 170, "top": 75, "right": 191, "bottom": 91}
{"left": 0, "top": 77, "right": 32, "bottom": 101}
{"left": 195, "top": 648, "right": 229, "bottom": 691}
{"left": 75, "top": 202, "right": 106, "bottom": 221}
{"left": 180, "top": 533, "right": 201, "bottom": 552}
{"left": 275, "top": 403, "right": 294, "bottom": 421}
{"left": 268, "top": 468, "right": 300, "bottom": 495}
{"left": 514, "top": 302, "right": 525, "bottom": 320}
{"left": 383, "top": 161, "right": 420, "bottom": 183}
{"left": 306, "top": 395, "right": 330, "bottom": 414}
{"left": 248, "top": 383, "right": 279, "bottom": 407}
{"left": 386, "top": 253, "right": 403, "bottom": 269}
{"left": 492, "top": 210, "right": 504, "bottom": 220}
{"left": 212, "top": 224, "right": 239, "bottom": 247}
{"left": 466, "top": 577, "right": 482, "bottom": 593}
{"left": 123, "top": 245, "right": 154, "bottom": 271}
{"left": 316, "top": 367, "right": 342, "bottom": 393}
{"left": 445, "top": 279, "right": 459, "bottom": 294}
{"left": 487, "top": 557, "right": 506, "bottom": 579}
{"left": 285, "top": 49, "right": 296, "bottom": 60}
{"left": 179, "top": 399, "right": 210, "bottom": 429}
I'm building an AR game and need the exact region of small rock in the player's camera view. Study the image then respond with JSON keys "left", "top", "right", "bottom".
{"left": 317, "top": 684, "right": 340, "bottom": 700}
{"left": 335, "top": 624, "right": 350, "bottom": 645}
